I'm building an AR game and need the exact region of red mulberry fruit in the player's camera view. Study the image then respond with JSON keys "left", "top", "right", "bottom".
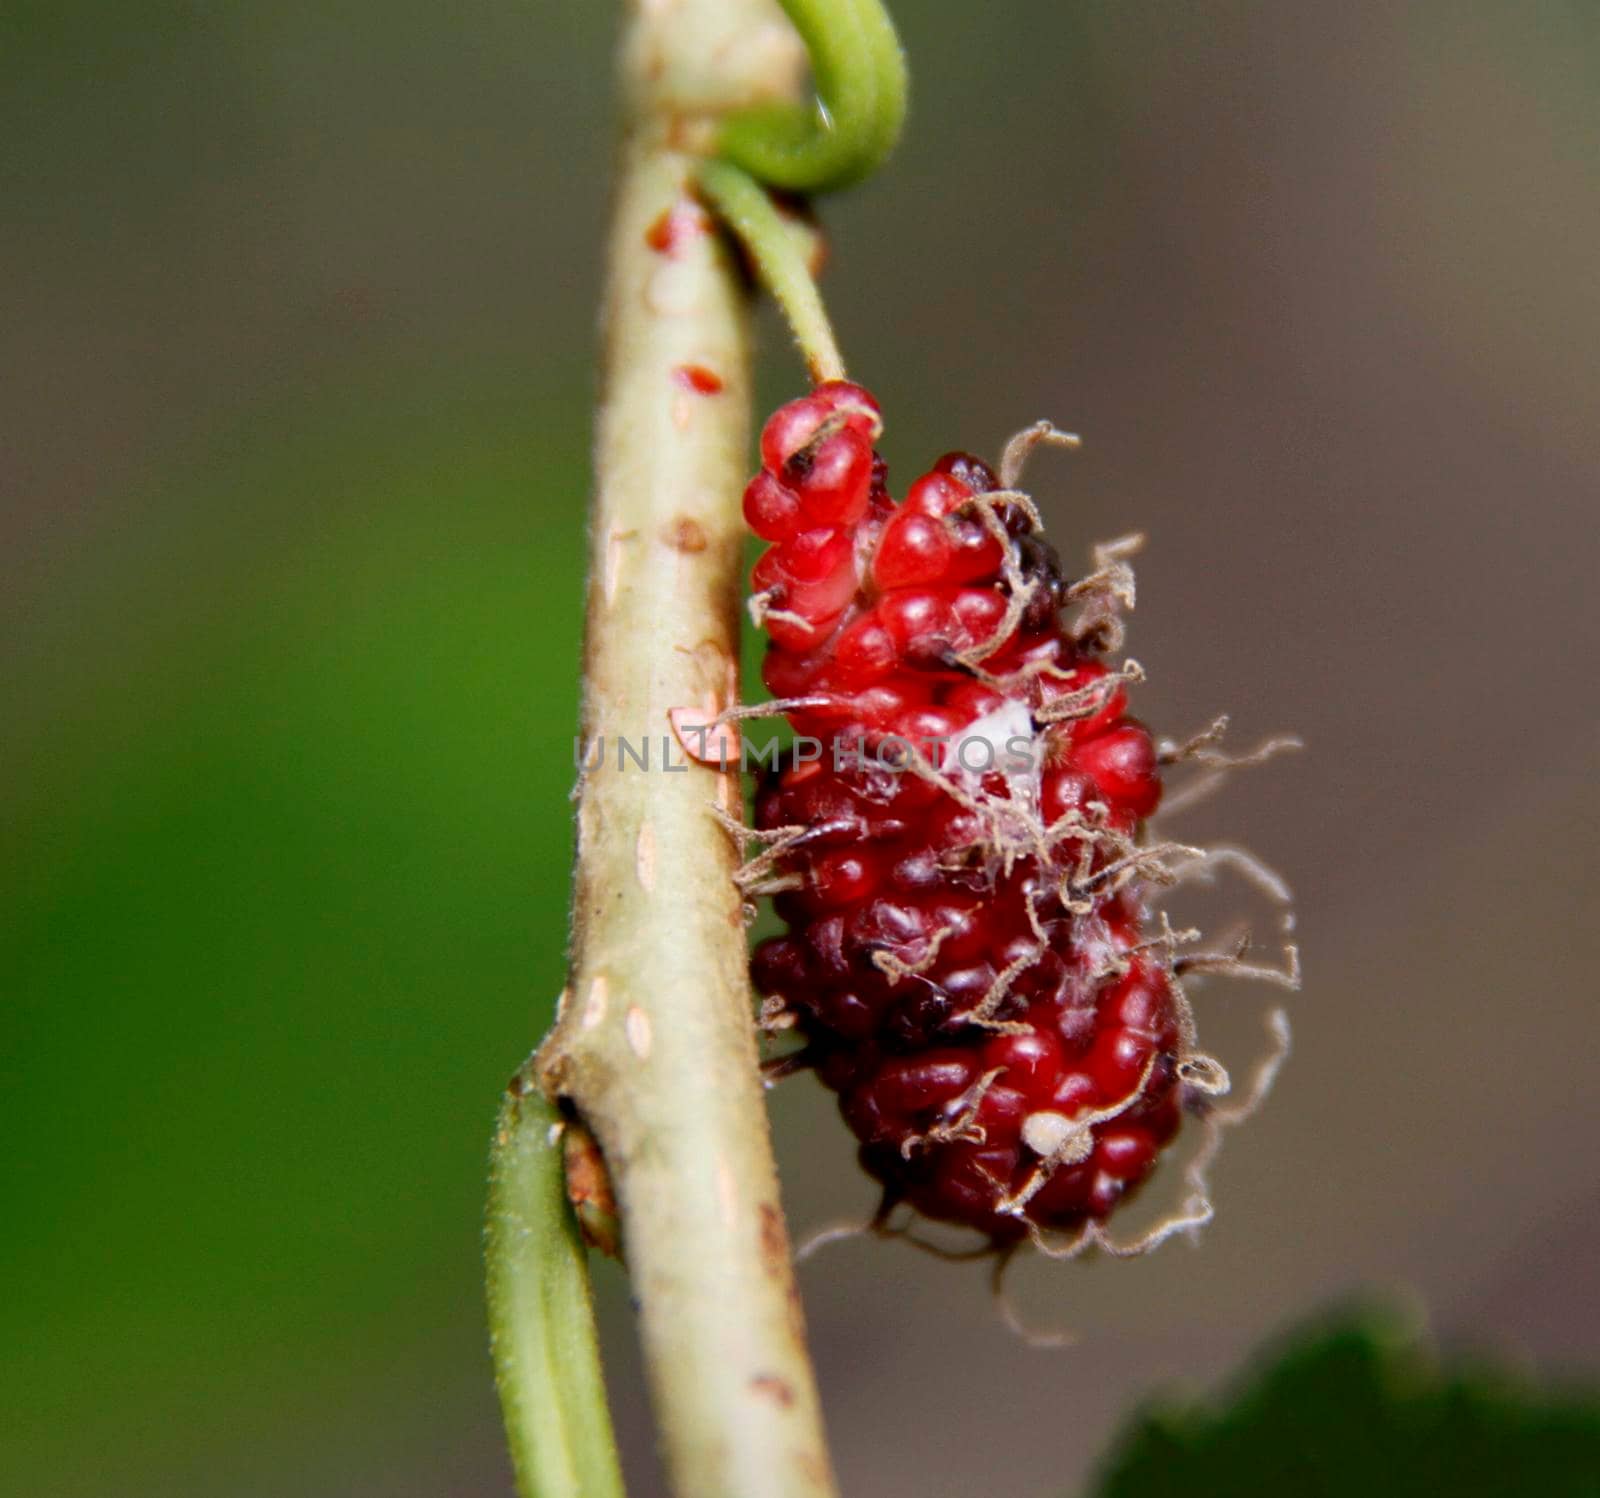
{"left": 742, "top": 382, "right": 1288, "bottom": 1254}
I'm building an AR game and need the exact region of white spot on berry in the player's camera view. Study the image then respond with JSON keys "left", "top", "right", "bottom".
{"left": 950, "top": 700, "right": 1038, "bottom": 782}
{"left": 1021, "top": 1110, "right": 1094, "bottom": 1164}
{"left": 625, "top": 1004, "right": 653, "bottom": 1059}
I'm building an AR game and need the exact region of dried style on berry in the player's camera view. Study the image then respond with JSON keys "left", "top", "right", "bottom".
{"left": 737, "top": 382, "right": 1297, "bottom": 1257}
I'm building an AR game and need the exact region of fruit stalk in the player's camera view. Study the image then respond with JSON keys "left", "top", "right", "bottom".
{"left": 522, "top": 3, "right": 838, "bottom": 1497}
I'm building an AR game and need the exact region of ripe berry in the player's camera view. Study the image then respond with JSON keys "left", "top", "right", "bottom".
{"left": 742, "top": 385, "right": 1213, "bottom": 1248}
{"left": 1076, "top": 720, "right": 1162, "bottom": 819}
{"left": 793, "top": 428, "right": 874, "bottom": 526}
{"left": 759, "top": 379, "right": 881, "bottom": 473}
{"left": 932, "top": 451, "right": 999, "bottom": 494}
{"left": 743, "top": 471, "right": 802, "bottom": 542}
{"left": 873, "top": 511, "right": 956, "bottom": 590}
{"left": 751, "top": 526, "right": 857, "bottom": 625}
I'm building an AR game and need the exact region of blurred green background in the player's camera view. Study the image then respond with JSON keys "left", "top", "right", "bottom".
{"left": 6, "top": 3, "right": 1598, "bottom": 1495}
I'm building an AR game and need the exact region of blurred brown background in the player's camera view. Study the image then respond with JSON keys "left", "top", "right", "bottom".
{"left": 5, "top": 2, "right": 1597, "bottom": 1495}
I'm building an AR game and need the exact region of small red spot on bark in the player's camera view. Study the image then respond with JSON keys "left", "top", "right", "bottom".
{"left": 674, "top": 363, "right": 724, "bottom": 395}
{"left": 750, "top": 1373, "right": 796, "bottom": 1408}
{"left": 646, "top": 200, "right": 710, "bottom": 256}
{"left": 663, "top": 516, "right": 708, "bottom": 553}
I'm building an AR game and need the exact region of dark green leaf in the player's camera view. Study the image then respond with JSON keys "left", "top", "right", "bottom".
{"left": 1093, "top": 1307, "right": 1600, "bottom": 1498}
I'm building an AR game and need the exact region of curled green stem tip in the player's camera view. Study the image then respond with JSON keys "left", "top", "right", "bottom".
{"left": 719, "top": 0, "right": 907, "bottom": 193}
{"left": 698, "top": 0, "right": 903, "bottom": 382}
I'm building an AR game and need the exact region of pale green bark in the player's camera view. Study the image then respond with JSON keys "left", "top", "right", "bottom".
{"left": 529, "top": 4, "right": 838, "bottom": 1496}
